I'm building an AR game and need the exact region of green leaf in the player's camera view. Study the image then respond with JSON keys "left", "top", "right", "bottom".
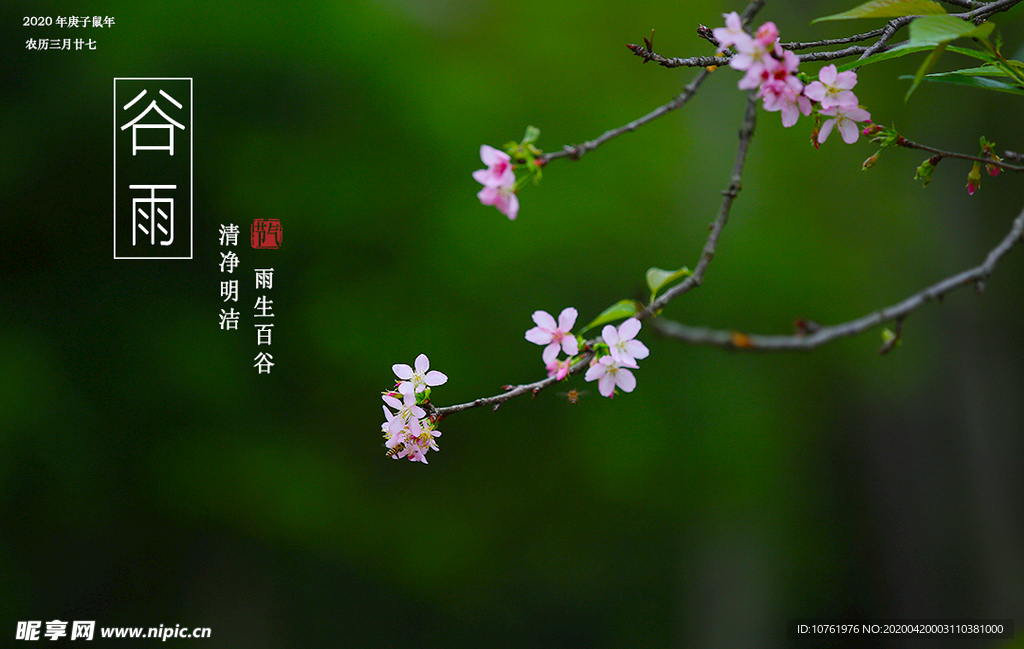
{"left": 906, "top": 41, "right": 948, "bottom": 100}
{"left": 645, "top": 266, "right": 691, "bottom": 302}
{"left": 813, "top": 0, "right": 945, "bottom": 23}
{"left": 580, "top": 300, "right": 642, "bottom": 335}
{"left": 903, "top": 17, "right": 995, "bottom": 100}
{"left": 835, "top": 43, "right": 989, "bottom": 73}
{"left": 898, "top": 72, "right": 1024, "bottom": 95}
{"left": 923, "top": 64, "right": 1011, "bottom": 77}
{"left": 522, "top": 125, "right": 541, "bottom": 145}
{"left": 907, "top": 15, "right": 994, "bottom": 45}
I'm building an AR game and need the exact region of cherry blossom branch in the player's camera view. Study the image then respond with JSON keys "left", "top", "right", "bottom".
{"left": 431, "top": 351, "right": 594, "bottom": 419}
{"left": 628, "top": 0, "right": 1020, "bottom": 70}
{"left": 435, "top": 94, "right": 760, "bottom": 418}
{"left": 627, "top": 43, "right": 891, "bottom": 68}
{"left": 936, "top": 0, "right": 980, "bottom": 9}
{"left": 895, "top": 136, "right": 1024, "bottom": 173}
{"left": 969, "top": 0, "right": 1024, "bottom": 20}
{"left": 653, "top": 202, "right": 1024, "bottom": 351}
{"left": 782, "top": 30, "right": 887, "bottom": 51}
{"left": 538, "top": 0, "right": 767, "bottom": 164}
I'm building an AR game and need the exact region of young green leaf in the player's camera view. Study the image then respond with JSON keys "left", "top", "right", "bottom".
{"left": 835, "top": 43, "right": 989, "bottom": 73}
{"left": 904, "top": 17, "right": 995, "bottom": 100}
{"left": 813, "top": 0, "right": 945, "bottom": 23}
{"left": 579, "top": 300, "right": 642, "bottom": 335}
{"left": 899, "top": 72, "right": 1024, "bottom": 95}
{"left": 907, "top": 14, "right": 994, "bottom": 46}
{"left": 645, "top": 266, "right": 692, "bottom": 302}
{"left": 906, "top": 42, "right": 949, "bottom": 100}
{"left": 922, "top": 64, "right": 1012, "bottom": 77}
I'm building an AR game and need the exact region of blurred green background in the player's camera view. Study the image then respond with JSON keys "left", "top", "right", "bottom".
{"left": 3, "top": 0, "right": 1024, "bottom": 647}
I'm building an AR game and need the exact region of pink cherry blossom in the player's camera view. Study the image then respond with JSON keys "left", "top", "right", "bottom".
{"left": 584, "top": 356, "right": 637, "bottom": 398}
{"left": 804, "top": 64, "right": 859, "bottom": 110}
{"left": 761, "top": 79, "right": 812, "bottom": 127}
{"left": 602, "top": 318, "right": 649, "bottom": 367}
{"left": 385, "top": 415, "right": 441, "bottom": 464}
{"left": 729, "top": 34, "right": 771, "bottom": 74}
{"left": 712, "top": 12, "right": 752, "bottom": 52}
{"left": 818, "top": 104, "right": 872, "bottom": 144}
{"left": 477, "top": 184, "right": 519, "bottom": 220}
{"left": 758, "top": 50, "right": 810, "bottom": 127}
{"left": 525, "top": 307, "right": 579, "bottom": 360}
{"left": 396, "top": 422, "right": 441, "bottom": 464}
{"left": 754, "top": 22, "right": 779, "bottom": 48}
{"left": 472, "top": 145, "right": 515, "bottom": 188}
{"left": 393, "top": 354, "right": 447, "bottom": 394}
{"left": 382, "top": 384, "right": 426, "bottom": 435}
{"left": 545, "top": 352, "right": 572, "bottom": 381}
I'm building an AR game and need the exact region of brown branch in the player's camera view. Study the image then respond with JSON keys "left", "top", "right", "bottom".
{"left": 653, "top": 203, "right": 1024, "bottom": 350}
{"left": 435, "top": 94, "right": 759, "bottom": 417}
{"left": 539, "top": 0, "right": 769, "bottom": 164}
{"left": 895, "top": 136, "right": 1024, "bottom": 173}
{"left": 628, "top": 0, "right": 1020, "bottom": 71}
{"left": 540, "top": 68, "right": 713, "bottom": 163}
{"left": 782, "top": 30, "right": 887, "bottom": 51}
{"left": 436, "top": 0, "right": 1023, "bottom": 420}
{"left": 432, "top": 351, "right": 594, "bottom": 419}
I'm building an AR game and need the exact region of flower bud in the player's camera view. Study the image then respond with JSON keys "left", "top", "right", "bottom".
{"left": 914, "top": 157, "right": 936, "bottom": 187}
{"left": 986, "top": 154, "right": 1002, "bottom": 177}
{"left": 862, "top": 123, "right": 883, "bottom": 137}
{"left": 862, "top": 151, "right": 881, "bottom": 170}
{"left": 967, "top": 161, "right": 982, "bottom": 195}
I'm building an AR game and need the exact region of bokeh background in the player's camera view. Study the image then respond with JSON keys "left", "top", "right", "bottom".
{"left": 2, "top": 0, "right": 1023, "bottom": 647}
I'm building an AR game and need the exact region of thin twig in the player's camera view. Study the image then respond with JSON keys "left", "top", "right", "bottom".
{"left": 436, "top": 0, "right": 1023, "bottom": 419}
{"left": 540, "top": 0, "right": 769, "bottom": 163}
{"left": 435, "top": 94, "right": 760, "bottom": 417}
{"left": 653, "top": 203, "right": 1024, "bottom": 350}
{"left": 432, "top": 351, "right": 594, "bottom": 419}
{"left": 540, "top": 69, "right": 713, "bottom": 163}
{"left": 783, "top": 30, "right": 887, "bottom": 50}
{"left": 939, "top": 0, "right": 981, "bottom": 9}
{"left": 896, "top": 136, "right": 1024, "bottom": 172}
{"left": 967, "top": 0, "right": 1023, "bottom": 21}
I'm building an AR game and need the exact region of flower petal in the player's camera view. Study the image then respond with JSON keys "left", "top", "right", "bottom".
{"left": 819, "top": 64, "right": 837, "bottom": 86}
{"left": 818, "top": 119, "right": 835, "bottom": 144}
{"left": 838, "top": 119, "right": 860, "bottom": 144}
{"left": 584, "top": 363, "right": 605, "bottom": 383}
{"left": 615, "top": 367, "right": 636, "bottom": 393}
{"left": 542, "top": 344, "right": 560, "bottom": 366}
{"left": 618, "top": 317, "right": 641, "bottom": 341}
{"left": 624, "top": 339, "right": 650, "bottom": 361}
{"left": 525, "top": 327, "right": 554, "bottom": 345}
{"left": 414, "top": 354, "right": 430, "bottom": 374}
{"left": 532, "top": 310, "right": 557, "bottom": 330}
{"left": 477, "top": 186, "right": 499, "bottom": 206}
{"left": 500, "top": 192, "right": 519, "bottom": 220}
{"left": 557, "top": 307, "right": 578, "bottom": 331}
{"left": 561, "top": 336, "right": 579, "bottom": 357}
{"left": 480, "top": 144, "right": 509, "bottom": 167}
{"left": 424, "top": 370, "right": 447, "bottom": 386}
{"left": 602, "top": 323, "right": 619, "bottom": 347}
